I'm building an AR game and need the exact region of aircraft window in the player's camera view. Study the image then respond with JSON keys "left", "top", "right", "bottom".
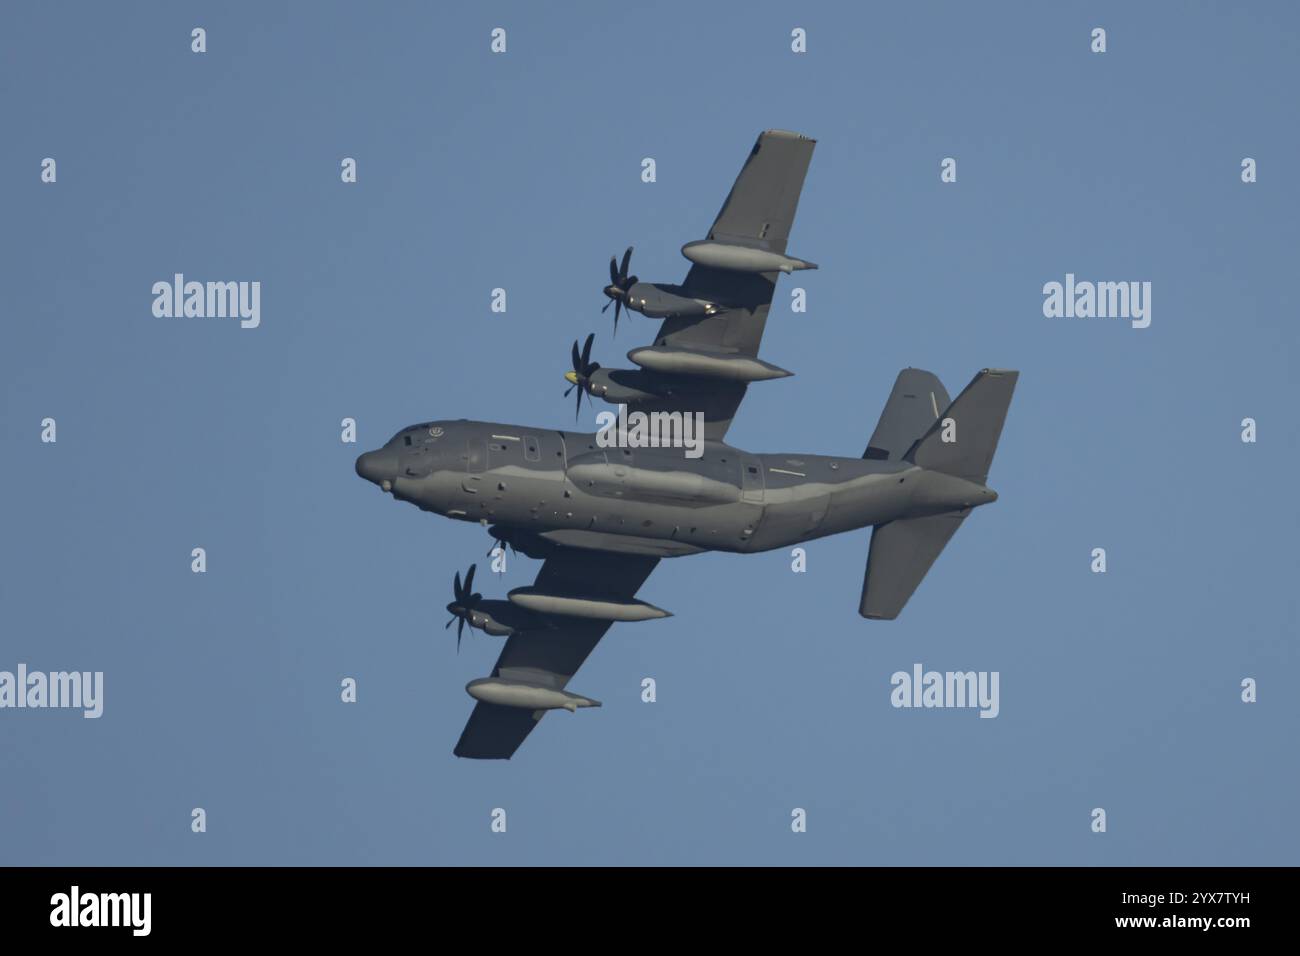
{"left": 404, "top": 436, "right": 412, "bottom": 446}
{"left": 747, "top": 466, "right": 757, "bottom": 474}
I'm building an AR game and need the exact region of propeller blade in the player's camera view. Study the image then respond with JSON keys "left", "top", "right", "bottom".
{"left": 445, "top": 617, "right": 454, "bottom": 629}
{"left": 574, "top": 384, "right": 583, "bottom": 420}
{"left": 613, "top": 300, "right": 621, "bottom": 334}
{"left": 571, "top": 339, "right": 582, "bottom": 371}
{"left": 609, "top": 256, "right": 619, "bottom": 285}
{"left": 457, "top": 617, "right": 464, "bottom": 652}
{"left": 453, "top": 570, "right": 463, "bottom": 601}
{"left": 601, "top": 299, "right": 612, "bottom": 313}
{"left": 581, "top": 333, "right": 595, "bottom": 367}
{"left": 463, "top": 563, "right": 476, "bottom": 597}
{"left": 619, "top": 247, "right": 633, "bottom": 282}
{"left": 564, "top": 382, "right": 576, "bottom": 397}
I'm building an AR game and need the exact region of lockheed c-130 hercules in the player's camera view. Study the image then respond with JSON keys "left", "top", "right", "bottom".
{"left": 356, "top": 130, "right": 1019, "bottom": 759}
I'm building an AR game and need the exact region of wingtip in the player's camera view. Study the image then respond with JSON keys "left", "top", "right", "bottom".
{"left": 763, "top": 129, "right": 816, "bottom": 143}
{"left": 860, "top": 610, "right": 900, "bottom": 621}
{"left": 453, "top": 747, "right": 511, "bottom": 760}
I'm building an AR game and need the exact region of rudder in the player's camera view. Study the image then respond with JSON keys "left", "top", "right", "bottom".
{"left": 904, "top": 369, "right": 1019, "bottom": 484}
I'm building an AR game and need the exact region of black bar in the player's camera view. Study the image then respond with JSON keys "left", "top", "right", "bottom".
{"left": 0, "top": 866, "right": 1282, "bottom": 941}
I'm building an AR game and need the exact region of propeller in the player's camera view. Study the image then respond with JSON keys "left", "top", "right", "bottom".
{"left": 563, "top": 333, "right": 601, "bottom": 420}
{"left": 601, "top": 246, "right": 638, "bottom": 334}
{"left": 443, "top": 563, "right": 483, "bottom": 653}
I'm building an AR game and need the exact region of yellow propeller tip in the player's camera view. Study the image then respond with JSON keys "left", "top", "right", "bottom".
{"left": 564, "top": 371, "right": 578, "bottom": 385}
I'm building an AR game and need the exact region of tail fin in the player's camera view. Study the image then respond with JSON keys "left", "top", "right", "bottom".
{"left": 860, "top": 368, "right": 1018, "bottom": 620}
{"left": 904, "top": 369, "right": 1019, "bottom": 483}
{"left": 860, "top": 513, "right": 966, "bottom": 619}
{"left": 864, "top": 368, "right": 950, "bottom": 461}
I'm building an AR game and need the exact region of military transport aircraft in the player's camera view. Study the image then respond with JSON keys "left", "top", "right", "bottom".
{"left": 355, "top": 130, "right": 1019, "bottom": 759}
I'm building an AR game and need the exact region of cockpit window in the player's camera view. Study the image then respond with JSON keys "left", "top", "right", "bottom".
{"left": 388, "top": 424, "right": 449, "bottom": 449}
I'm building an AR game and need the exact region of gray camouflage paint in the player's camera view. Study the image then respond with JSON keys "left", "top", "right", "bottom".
{"left": 356, "top": 417, "right": 997, "bottom": 559}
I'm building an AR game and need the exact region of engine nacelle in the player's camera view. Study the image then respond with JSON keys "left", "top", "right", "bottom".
{"left": 621, "top": 282, "right": 720, "bottom": 319}
{"left": 585, "top": 368, "right": 673, "bottom": 404}
{"left": 462, "top": 598, "right": 524, "bottom": 637}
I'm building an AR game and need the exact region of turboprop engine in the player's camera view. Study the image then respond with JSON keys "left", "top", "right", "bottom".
{"left": 601, "top": 246, "right": 721, "bottom": 328}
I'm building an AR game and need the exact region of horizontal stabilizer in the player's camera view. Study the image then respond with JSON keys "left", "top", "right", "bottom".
{"left": 860, "top": 513, "right": 966, "bottom": 620}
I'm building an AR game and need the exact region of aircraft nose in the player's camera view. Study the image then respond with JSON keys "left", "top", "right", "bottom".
{"left": 355, "top": 449, "right": 398, "bottom": 490}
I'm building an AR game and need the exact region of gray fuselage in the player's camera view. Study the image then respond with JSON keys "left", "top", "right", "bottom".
{"left": 355, "top": 420, "right": 995, "bottom": 557}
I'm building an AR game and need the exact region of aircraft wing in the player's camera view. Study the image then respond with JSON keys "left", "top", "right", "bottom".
{"left": 651, "top": 130, "right": 817, "bottom": 439}
{"left": 700, "top": 127, "right": 816, "bottom": 255}
{"left": 453, "top": 549, "right": 661, "bottom": 759}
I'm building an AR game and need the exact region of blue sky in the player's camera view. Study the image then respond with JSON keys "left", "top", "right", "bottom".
{"left": 1, "top": 1, "right": 1296, "bottom": 865}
